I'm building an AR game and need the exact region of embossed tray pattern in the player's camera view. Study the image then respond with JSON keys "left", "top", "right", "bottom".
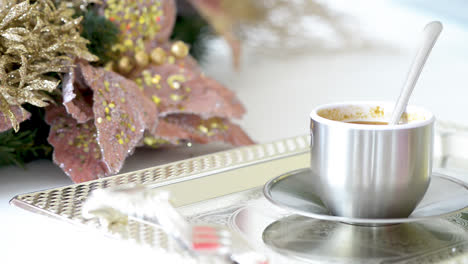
{"left": 11, "top": 135, "right": 309, "bottom": 250}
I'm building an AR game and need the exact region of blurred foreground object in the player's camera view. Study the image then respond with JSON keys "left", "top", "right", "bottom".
{"left": 83, "top": 185, "right": 268, "bottom": 264}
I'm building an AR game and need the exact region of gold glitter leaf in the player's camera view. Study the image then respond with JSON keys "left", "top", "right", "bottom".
{"left": 0, "top": 96, "right": 19, "bottom": 131}
{"left": 0, "top": 0, "right": 97, "bottom": 131}
{"left": 3, "top": 27, "right": 28, "bottom": 34}
{"left": 24, "top": 78, "right": 60, "bottom": 92}
{"left": 1, "top": 28, "right": 27, "bottom": 42}
{"left": 61, "top": 17, "right": 83, "bottom": 31}
{"left": 25, "top": 94, "right": 53, "bottom": 107}
{"left": 0, "top": 105, "right": 30, "bottom": 132}
{"left": 0, "top": 1, "right": 29, "bottom": 30}
{"left": 5, "top": 44, "right": 27, "bottom": 53}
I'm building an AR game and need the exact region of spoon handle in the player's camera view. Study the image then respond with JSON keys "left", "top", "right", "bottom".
{"left": 389, "top": 21, "right": 443, "bottom": 125}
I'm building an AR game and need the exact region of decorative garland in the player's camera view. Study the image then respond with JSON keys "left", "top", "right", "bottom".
{"left": 0, "top": 0, "right": 252, "bottom": 182}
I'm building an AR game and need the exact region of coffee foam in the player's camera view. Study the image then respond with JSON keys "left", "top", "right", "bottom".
{"left": 317, "top": 103, "right": 429, "bottom": 124}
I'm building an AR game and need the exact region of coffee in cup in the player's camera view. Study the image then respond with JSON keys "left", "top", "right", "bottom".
{"left": 310, "top": 101, "right": 434, "bottom": 219}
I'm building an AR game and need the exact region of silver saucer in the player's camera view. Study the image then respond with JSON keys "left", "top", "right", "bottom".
{"left": 262, "top": 214, "right": 468, "bottom": 264}
{"left": 263, "top": 168, "right": 468, "bottom": 225}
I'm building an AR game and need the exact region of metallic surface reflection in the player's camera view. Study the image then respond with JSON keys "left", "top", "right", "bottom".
{"left": 261, "top": 214, "right": 468, "bottom": 263}
{"left": 263, "top": 168, "right": 468, "bottom": 225}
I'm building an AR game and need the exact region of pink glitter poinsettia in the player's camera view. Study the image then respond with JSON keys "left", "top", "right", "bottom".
{"left": 46, "top": 0, "right": 253, "bottom": 182}
{"left": 155, "top": 114, "right": 253, "bottom": 146}
{"left": 46, "top": 105, "right": 108, "bottom": 182}
{"left": 130, "top": 55, "right": 245, "bottom": 119}
{"left": 79, "top": 62, "right": 159, "bottom": 173}
{"left": 49, "top": 62, "right": 159, "bottom": 182}
{"left": 62, "top": 64, "right": 94, "bottom": 123}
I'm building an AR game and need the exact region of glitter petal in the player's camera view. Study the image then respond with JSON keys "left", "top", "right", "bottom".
{"left": 62, "top": 65, "right": 94, "bottom": 123}
{"left": 181, "top": 76, "right": 245, "bottom": 119}
{"left": 131, "top": 52, "right": 245, "bottom": 119}
{"left": 78, "top": 61, "right": 158, "bottom": 174}
{"left": 153, "top": 114, "right": 254, "bottom": 146}
{"left": 45, "top": 105, "right": 108, "bottom": 183}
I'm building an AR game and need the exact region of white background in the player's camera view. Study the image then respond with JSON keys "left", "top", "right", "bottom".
{"left": 2, "top": 1, "right": 468, "bottom": 263}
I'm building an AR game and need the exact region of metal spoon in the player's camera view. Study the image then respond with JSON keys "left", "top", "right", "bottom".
{"left": 389, "top": 21, "right": 443, "bottom": 125}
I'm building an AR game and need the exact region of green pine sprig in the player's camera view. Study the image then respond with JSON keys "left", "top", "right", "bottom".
{"left": 80, "top": 9, "right": 120, "bottom": 65}
{"left": 0, "top": 129, "right": 51, "bottom": 167}
{"left": 171, "top": 14, "right": 211, "bottom": 61}
{"left": 0, "top": 103, "right": 52, "bottom": 168}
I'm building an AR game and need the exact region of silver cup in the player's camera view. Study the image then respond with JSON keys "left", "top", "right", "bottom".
{"left": 310, "top": 101, "right": 435, "bottom": 219}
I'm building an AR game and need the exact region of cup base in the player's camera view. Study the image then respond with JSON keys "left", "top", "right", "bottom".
{"left": 339, "top": 221, "right": 401, "bottom": 227}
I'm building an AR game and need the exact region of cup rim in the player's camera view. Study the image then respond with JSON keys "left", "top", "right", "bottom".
{"left": 310, "top": 101, "right": 435, "bottom": 130}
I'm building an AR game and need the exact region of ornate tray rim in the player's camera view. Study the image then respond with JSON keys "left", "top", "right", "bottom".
{"left": 10, "top": 135, "right": 310, "bottom": 246}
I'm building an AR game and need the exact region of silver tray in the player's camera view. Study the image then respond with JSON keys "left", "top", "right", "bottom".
{"left": 10, "top": 122, "right": 468, "bottom": 263}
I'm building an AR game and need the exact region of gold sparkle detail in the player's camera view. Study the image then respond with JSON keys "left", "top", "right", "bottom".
{"left": 195, "top": 118, "right": 229, "bottom": 136}
{"left": 143, "top": 136, "right": 169, "bottom": 147}
{"left": 151, "top": 74, "right": 161, "bottom": 84}
{"left": 150, "top": 47, "right": 166, "bottom": 65}
{"left": 171, "top": 41, "right": 189, "bottom": 58}
{"left": 135, "top": 50, "right": 149, "bottom": 67}
{"left": 118, "top": 56, "right": 133, "bottom": 73}
{"left": 142, "top": 70, "right": 152, "bottom": 86}
{"left": 135, "top": 78, "right": 143, "bottom": 90}
{"left": 170, "top": 94, "right": 182, "bottom": 101}
{"left": 105, "top": 0, "right": 165, "bottom": 55}
{"left": 197, "top": 125, "right": 208, "bottom": 134}
{"left": 152, "top": 95, "right": 161, "bottom": 105}
{"left": 167, "top": 74, "right": 186, "bottom": 90}
{"left": 104, "top": 61, "right": 114, "bottom": 71}
{"left": 168, "top": 56, "right": 175, "bottom": 64}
